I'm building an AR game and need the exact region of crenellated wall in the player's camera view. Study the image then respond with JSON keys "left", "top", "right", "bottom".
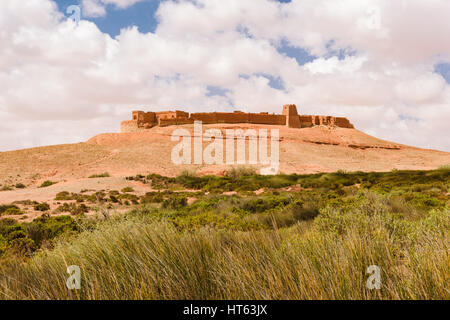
{"left": 121, "top": 105, "right": 355, "bottom": 132}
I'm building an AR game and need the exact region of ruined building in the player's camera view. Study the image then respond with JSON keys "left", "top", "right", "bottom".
{"left": 121, "top": 104, "right": 354, "bottom": 133}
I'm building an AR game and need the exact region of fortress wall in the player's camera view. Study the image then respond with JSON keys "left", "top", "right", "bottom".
{"left": 248, "top": 113, "right": 286, "bottom": 125}
{"left": 215, "top": 112, "right": 249, "bottom": 123}
{"left": 132, "top": 111, "right": 157, "bottom": 127}
{"left": 156, "top": 112, "right": 176, "bottom": 120}
{"left": 132, "top": 111, "right": 141, "bottom": 121}
{"left": 121, "top": 120, "right": 141, "bottom": 133}
{"left": 156, "top": 111, "right": 189, "bottom": 120}
{"left": 190, "top": 113, "right": 218, "bottom": 124}
{"left": 283, "top": 104, "right": 301, "bottom": 128}
{"left": 175, "top": 111, "right": 189, "bottom": 118}
{"left": 299, "top": 115, "right": 314, "bottom": 128}
{"left": 335, "top": 117, "right": 354, "bottom": 128}
{"left": 159, "top": 118, "right": 194, "bottom": 127}
{"left": 191, "top": 112, "right": 286, "bottom": 125}
{"left": 313, "top": 116, "right": 320, "bottom": 126}
{"left": 125, "top": 106, "right": 355, "bottom": 131}
{"left": 142, "top": 112, "right": 156, "bottom": 124}
{"left": 300, "top": 115, "right": 354, "bottom": 128}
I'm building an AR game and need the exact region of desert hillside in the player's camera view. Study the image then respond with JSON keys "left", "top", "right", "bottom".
{"left": 0, "top": 124, "right": 448, "bottom": 189}
{"left": 0, "top": 123, "right": 449, "bottom": 221}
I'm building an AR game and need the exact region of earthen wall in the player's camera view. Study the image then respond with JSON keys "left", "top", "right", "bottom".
{"left": 283, "top": 104, "right": 301, "bottom": 128}
{"left": 335, "top": 117, "right": 354, "bottom": 129}
{"left": 248, "top": 113, "right": 286, "bottom": 125}
{"left": 122, "top": 105, "right": 355, "bottom": 133}
{"left": 159, "top": 118, "right": 194, "bottom": 127}
{"left": 121, "top": 120, "right": 140, "bottom": 133}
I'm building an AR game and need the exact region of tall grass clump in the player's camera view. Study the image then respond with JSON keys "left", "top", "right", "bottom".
{"left": 226, "top": 166, "right": 257, "bottom": 179}
{"left": 0, "top": 193, "right": 447, "bottom": 300}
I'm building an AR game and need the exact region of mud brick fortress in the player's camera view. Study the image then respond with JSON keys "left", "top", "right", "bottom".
{"left": 121, "top": 104, "right": 354, "bottom": 133}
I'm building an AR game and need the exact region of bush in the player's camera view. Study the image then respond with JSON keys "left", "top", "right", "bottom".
{"left": 240, "top": 195, "right": 292, "bottom": 214}
{"left": 34, "top": 202, "right": 50, "bottom": 212}
{"left": 0, "top": 219, "right": 36, "bottom": 257}
{"left": 121, "top": 187, "right": 134, "bottom": 193}
{"left": 117, "top": 193, "right": 139, "bottom": 205}
{"left": 39, "top": 181, "right": 55, "bottom": 188}
{"left": 87, "top": 191, "right": 107, "bottom": 203}
{"left": 15, "top": 183, "right": 26, "bottom": 189}
{"left": 141, "top": 192, "right": 164, "bottom": 204}
{"left": 89, "top": 172, "right": 110, "bottom": 178}
{"left": 0, "top": 205, "right": 21, "bottom": 216}
{"left": 24, "top": 215, "right": 78, "bottom": 248}
{"left": 288, "top": 200, "right": 320, "bottom": 221}
{"left": 54, "top": 203, "right": 89, "bottom": 215}
{"left": 54, "top": 191, "right": 71, "bottom": 200}
{"left": 109, "top": 195, "right": 119, "bottom": 203}
{"left": 2, "top": 207, "right": 24, "bottom": 216}
{"left": 162, "top": 196, "right": 187, "bottom": 210}
{"left": 226, "top": 167, "right": 257, "bottom": 179}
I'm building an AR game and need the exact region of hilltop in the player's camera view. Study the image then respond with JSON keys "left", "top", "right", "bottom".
{"left": 0, "top": 123, "right": 448, "bottom": 191}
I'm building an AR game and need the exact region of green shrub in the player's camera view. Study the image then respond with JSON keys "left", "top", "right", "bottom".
{"left": 117, "top": 193, "right": 139, "bottom": 204}
{"left": 12, "top": 200, "right": 39, "bottom": 206}
{"left": 121, "top": 187, "right": 134, "bottom": 193}
{"left": 141, "top": 192, "right": 165, "bottom": 204}
{"left": 54, "top": 191, "right": 71, "bottom": 200}
{"left": 24, "top": 215, "right": 78, "bottom": 248}
{"left": 226, "top": 167, "right": 257, "bottom": 179}
{"left": 54, "top": 203, "right": 89, "bottom": 215}
{"left": 287, "top": 200, "right": 320, "bottom": 221}
{"left": 34, "top": 202, "right": 50, "bottom": 212}
{"left": 0, "top": 205, "right": 22, "bottom": 216}
{"left": 87, "top": 191, "right": 107, "bottom": 203}
{"left": 162, "top": 196, "right": 187, "bottom": 210}
{"left": 89, "top": 172, "right": 110, "bottom": 178}
{"left": 39, "top": 181, "right": 55, "bottom": 188}
{"left": 15, "top": 183, "right": 26, "bottom": 189}
{"left": 2, "top": 207, "right": 24, "bottom": 216}
{"left": 240, "top": 195, "right": 292, "bottom": 214}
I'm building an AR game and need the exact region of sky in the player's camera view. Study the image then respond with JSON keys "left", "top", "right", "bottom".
{"left": 0, "top": 0, "right": 449, "bottom": 152}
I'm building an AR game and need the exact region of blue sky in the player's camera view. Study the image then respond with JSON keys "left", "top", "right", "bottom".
{"left": 55, "top": 0, "right": 159, "bottom": 35}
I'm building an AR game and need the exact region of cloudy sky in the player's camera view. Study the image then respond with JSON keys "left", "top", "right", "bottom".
{"left": 1, "top": 0, "right": 449, "bottom": 152}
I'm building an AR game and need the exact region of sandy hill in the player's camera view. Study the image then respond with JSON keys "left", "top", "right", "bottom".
{"left": 0, "top": 124, "right": 450, "bottom": 186}
{"left": 0, "top": 124, "right": 450, "bottom": 185}
{"left": 0, "top": 124, "right": 448, "bottom": 187}
{"left": 0, "top": 123, "right": 448, "bottom": 213}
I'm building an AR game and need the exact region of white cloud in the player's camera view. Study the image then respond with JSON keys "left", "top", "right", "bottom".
{"left": 395, "top": 73, "right": 446, "bottom": 104}
{"left": 303, "top": 56, "right": 368, "bottom": 75}
{"left": 81, "top": 0, "right": 146, "bottom": 17}
{"left": 81, "top": 0, "right": 106, "bottom": 17}
{"left": 0, "top": 0, "right": 449, "bottom": 152}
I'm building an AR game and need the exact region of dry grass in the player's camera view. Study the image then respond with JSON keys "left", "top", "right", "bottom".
{"left": 0, "top": 194, "right": 448, "bottom": 300}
